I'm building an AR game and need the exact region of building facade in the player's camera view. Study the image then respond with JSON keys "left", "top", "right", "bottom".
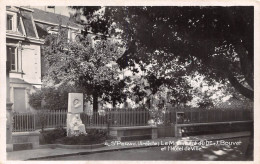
{"left": 6, "top": 6, "right": 113, "bottom": 112}
{"left": 6, "top": 6, "right": 44, "bottom": 113}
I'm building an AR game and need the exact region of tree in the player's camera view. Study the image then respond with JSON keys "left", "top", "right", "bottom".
{"left": 42, "top": 27, "right": 124, "bottom": 111}
{"left": 116, "top": 60, "right": 193, "bottom": 108}
{"left": 71, "top": 6, "right": 253, "bottom": 101}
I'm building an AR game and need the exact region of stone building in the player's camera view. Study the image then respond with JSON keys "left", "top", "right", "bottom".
{"left": 6, "top": 6, "right": 44, "bottom": 113}
{"left": 6, "top": 6, "right": 84, "bottom": 113}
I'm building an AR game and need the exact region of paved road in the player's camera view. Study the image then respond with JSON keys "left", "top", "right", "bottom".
{"left": 44, "top": 137, "right": 252, "bottom": 161}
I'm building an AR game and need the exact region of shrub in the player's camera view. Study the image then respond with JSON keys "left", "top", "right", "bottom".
{"left": 86, "top": 129, "right": 108, "bottom": 141}
{"left": 28, "top": 84, "right": 78, "bottom": 111}
{"left": 42, "top": 87, "right": 68, "bottom": 111}
{"left": 56, "top": 129, "right": 108, "bottom": 145}
{"left": 41, "top": 128, "right": 109, "bottom": 145}
{"left": 40, "top": 127, "right": 66, "bottom": 144}
{"left": 28, "top": 90, "right": 43, "bottom": 110}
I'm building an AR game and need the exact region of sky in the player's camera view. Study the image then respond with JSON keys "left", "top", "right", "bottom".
{"left": 30, "top": 6, "right": 74, "bottom": 17}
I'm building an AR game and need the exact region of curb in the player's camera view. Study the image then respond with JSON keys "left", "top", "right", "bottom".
{"left": 39, "top": 143, "right": 105, "bottom": 149}
{"left": 27, "top": 144, "right": 159, "bottom": 160}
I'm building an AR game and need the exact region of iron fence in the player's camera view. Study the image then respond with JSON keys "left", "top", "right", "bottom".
{"left": 12, "top": 107, "right": 253, "bottom": 132}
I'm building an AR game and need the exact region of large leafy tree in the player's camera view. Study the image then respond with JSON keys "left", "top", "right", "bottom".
{"left": 43, "top": 27, "right": 125, "bottom": 111}
{"left": 71, "top": 6, "right": 253, "bottom": 101}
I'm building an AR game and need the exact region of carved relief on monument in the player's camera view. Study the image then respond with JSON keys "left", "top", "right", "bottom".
{"left": 67, "top": 93, "right": 86, "bottom": 137}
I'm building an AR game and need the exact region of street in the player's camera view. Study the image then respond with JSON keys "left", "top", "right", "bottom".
{"left": 43, "top": 137, "right": 252, "bottom": 161}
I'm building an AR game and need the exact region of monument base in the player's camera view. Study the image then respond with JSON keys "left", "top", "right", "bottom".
{"left": 67, "top": 113, "right": 86, "bottom": 137}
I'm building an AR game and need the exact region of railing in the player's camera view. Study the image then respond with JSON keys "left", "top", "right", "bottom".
{"left": 164, "top": 107, "right": 253, "bottom": 124}
{"left": 13, "top": 110, "right": 67, "bottom": 132}
{"left": 12, "top": 108, "right": 253, "bottom": 132}
{"left": 81, "top": 110, "right": 150, "bottom": 127}
{"left": 37, "top": 110, "right": 67, "bottom": 129}
{"left": 13, "top": 113, "right": 36, "bottom": 132}
{"left": 12, "top": 109, "right": 150, "bottom": 132}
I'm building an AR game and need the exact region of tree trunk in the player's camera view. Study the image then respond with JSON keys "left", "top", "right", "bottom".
{"left": 93, "top": 92, "right": 98, "bottom": 112}
{"left": 236, "top": 45, "right": 254, "bottom": 89}
{"left": 112, "top": 98, "right": 116, "bottom": 108}
{"left": 227, "top": 71, "right": 254, "bottom": 100}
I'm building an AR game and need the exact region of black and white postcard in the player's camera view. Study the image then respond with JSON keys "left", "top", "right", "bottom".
{"left": 0, "top": 0, "right": 259, "bottom": 163}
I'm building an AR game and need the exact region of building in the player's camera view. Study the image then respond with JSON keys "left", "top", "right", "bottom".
{"left": 6, "top": 6, "right": 44, "bottom": 113}
{"left": 6, "top": 6, "right": 86, "bottom": 113}
{"left": 6, "top": 6, "right": 123, "bottom": 112}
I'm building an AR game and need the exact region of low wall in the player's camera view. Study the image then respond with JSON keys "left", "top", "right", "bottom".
{"left": 12, "top": 131, "right": 40, "bottom": 151}
{"left": 175, "top": 120, "right": 253, "bottom": 137}
{"left": 109, "top": 126, "right": 157, "bottom": 141}
{"left": 157, "top": 124, "right": 175, "bottom": 138}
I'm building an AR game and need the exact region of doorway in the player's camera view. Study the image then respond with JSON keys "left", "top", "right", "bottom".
{"left": 13, "top": 88, "right": 26, "bottom": 113}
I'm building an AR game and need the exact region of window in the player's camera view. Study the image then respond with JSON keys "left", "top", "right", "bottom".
{"left": 6, "top": 12, "right": 17, "bottom": 31}
{"left": 7, "top": 14, "right": 13, "bottom": 30}
{"left": 7, "top": 46, "right": 17, "bottom": 71}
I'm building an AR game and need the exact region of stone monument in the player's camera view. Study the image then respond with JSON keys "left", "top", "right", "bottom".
{"left": 67, "top": 93, "right": 86, "bottom": 137}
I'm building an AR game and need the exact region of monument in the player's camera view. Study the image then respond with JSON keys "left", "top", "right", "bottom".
{"left": 67, "top": 93, "right": 86, "bottom": 137}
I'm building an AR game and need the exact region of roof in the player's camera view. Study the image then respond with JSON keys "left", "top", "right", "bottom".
{"left": 20, "top": 9, "right": 37, "bottom": 38}
{"left": 6, "top": 6, "right": 43, "bottom": 43}
{"left": 32, "top": 8, "right": 83, "bottom": 29}
{"left": 34, "top": 22, "right": 49, "bottom": 39}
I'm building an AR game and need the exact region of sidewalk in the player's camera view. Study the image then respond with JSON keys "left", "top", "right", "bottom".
{"left": 7, "top": 131, "right": 251, "bottom": 161}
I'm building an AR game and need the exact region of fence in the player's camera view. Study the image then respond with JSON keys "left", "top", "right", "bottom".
{"left": 12, "top": 109, "right": 150, "bottom": 132}
{"left": 12, "top": 110, "right": 67, "bottom": 132}
{"left": 164, "top": 107, "right": 253, "bottom": 124}
{"left": 81, "top": 110, "right": 150, "bottom": 127}
{"left": 12, "top": 108, "right": 253, "bottom": 132}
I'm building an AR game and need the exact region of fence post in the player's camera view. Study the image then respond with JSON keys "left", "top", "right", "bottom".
{"left": 235, "top": 110, "right": 237, "bottom": 121}
{"left": 136, "top": 110, "right": 138, "bottom": 126}
{"left": 33, "top": 113, "right": 36, "bottom": 131}
{"left": 133, "top": 110, "right": 135, "bottom": 126}
{"left": 220, "top": 110, "right": 222, "bottom": 122}
{"left": 142, "top": 109, "right": 146, "bottom": 125}
{"left": 198, "top": 110, "right": 200, "bottom": 123}
{"left": 26, "top": 114, "right": 28, "bottom": 132}
{"left": 207, "top": 110, "right": 209, "bottom": 123}
{"left": 19, "top": 113, "right": 22, "bottom": 132}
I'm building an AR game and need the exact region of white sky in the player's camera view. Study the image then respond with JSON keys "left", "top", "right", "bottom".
{"left": 31, "top": 6, "right": 75, "bottom": 17}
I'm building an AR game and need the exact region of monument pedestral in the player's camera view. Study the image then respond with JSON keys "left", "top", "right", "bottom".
{"left": 6, "top": 102, "right": 13, "bottom": 152}
{"left": 67, "top": 93, "right": 86, "bottom": 137}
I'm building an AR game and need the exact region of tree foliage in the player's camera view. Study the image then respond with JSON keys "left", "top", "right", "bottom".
{"left": 28, "top": 90, "right": 43, "bottom": 110}
{"left": 42, "top": 27, "right": 125, "bottom": 111}
{"left": 71, "top": 6, "right": 253, "bottom": 101}
{"left": 29, "top": 84, "right": 78, "bottom": 111}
